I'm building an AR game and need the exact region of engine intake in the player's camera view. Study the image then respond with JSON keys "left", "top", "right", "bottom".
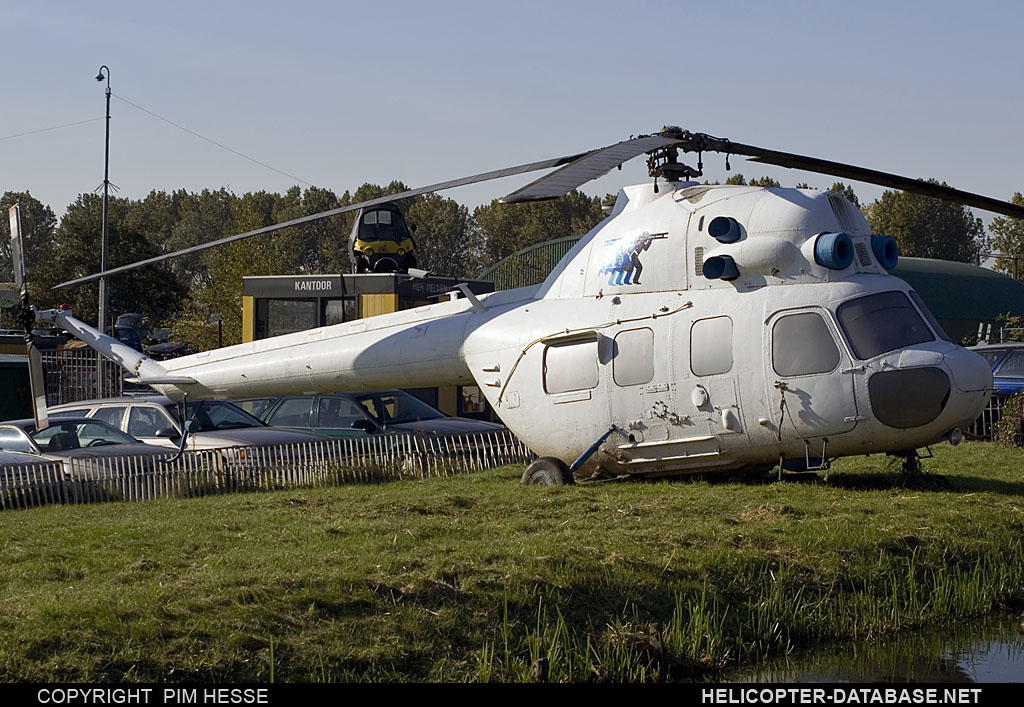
{"left": 813, "top": 232, "right": 854, "bottom": 270}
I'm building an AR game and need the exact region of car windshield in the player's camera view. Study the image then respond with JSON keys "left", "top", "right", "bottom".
{"left": 836, "top": 291, "right": 934, "bottom": 359}
{"left": 976, "top": 349, "right": 1008, "bottom": 368}
{"left": 164, "top": 401, "right": 265, "bottom": 432}
{"left": 995, "top": 350, "right": 1024, "bottom": 377}
{"left": 31, "top": 420, "right": 137, "bottom": 450}
{"left": 353, "top": 392, "right": 445, "bottom": 425}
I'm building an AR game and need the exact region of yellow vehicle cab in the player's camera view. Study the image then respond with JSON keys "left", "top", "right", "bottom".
{"left": 350, "top": 204, "right": 417, "bottom": 273}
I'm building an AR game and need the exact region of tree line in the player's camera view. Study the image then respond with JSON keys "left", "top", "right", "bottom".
{"left": 0, "top": 185, "right": 604, "bottom": 347}
{"left": 1, "top": 178, "right": 1021, "bottom": 349}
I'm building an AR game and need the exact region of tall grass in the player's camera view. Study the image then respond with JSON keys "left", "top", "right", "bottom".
{"left": 2, "top": 441, "right": 1023, "bottom": 682}
{"left": 477, "top": 541, "right": 1024, "bottom": 681}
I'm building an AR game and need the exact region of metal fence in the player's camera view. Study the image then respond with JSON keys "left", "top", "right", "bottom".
{"left": 965, "top": 395, "right": 1008, "bottom": 441}
{"left": 41, "top": 348, "right": 123, "bottom": 405}
{"left": 0, "top": 430, "right": 535, "bottom": 511}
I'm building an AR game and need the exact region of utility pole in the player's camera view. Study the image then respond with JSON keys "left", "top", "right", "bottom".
{"left": 95, "top": 65, "right": 111, "bottom": 332}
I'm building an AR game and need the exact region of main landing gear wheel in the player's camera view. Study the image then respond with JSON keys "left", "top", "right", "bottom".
{"left": 521, "top": 457, "right": 574, "bottom": 486}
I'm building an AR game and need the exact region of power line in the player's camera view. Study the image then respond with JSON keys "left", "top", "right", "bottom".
{"left": 0, "top": 117, "right": 104, "bottom": 142}
{"left": 112, "top": 92, "right": 315, "bottom": 187}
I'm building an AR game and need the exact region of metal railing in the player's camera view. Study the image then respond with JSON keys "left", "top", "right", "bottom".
{"left": 965, "top": 395, "right": 1007, "bottom": 441}
{"left": 41, "top": 348, "right": 123, "bottom": 405}
{"left": 0, "top": 430, "right": 535, "bottom": 511}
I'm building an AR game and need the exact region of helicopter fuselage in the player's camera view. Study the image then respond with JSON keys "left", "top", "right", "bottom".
{"left": 43, "top": 182, "right": 991, "bottom": 476}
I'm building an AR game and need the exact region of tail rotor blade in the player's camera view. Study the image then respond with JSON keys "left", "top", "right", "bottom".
{"left": 10, "top": 203, "right": 48, "bottom": 428}
{"left": 26, "top": 341, "right": 49, "bottom": 430}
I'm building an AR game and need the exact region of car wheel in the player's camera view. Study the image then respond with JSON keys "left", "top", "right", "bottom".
{"left": 521, "top": 457, "right": 574, "bottom": 486}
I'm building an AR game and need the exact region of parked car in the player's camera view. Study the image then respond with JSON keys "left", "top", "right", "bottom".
{"left": 46, "top": 396, "right": 330, "bottom": 452}
{"left": 0, "top": 417, "right": 170, "bottom": 472}
{"left": 968, "top": 342, "right": 1024, "bottom": 396}
{"left": 0, "top": 436, "right": 73, "bottom": 500}
{"left": 236, "top": 389, "right": 505, "bottom": 439}
{"left": 0, "top": 448, "right": 55, "bottom": 468}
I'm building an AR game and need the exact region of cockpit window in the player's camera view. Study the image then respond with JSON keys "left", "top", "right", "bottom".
{"left": 836, "top": 291, "right": 934, "bottom": 360}
{"left": 908, "top": 290, "right": 951, "bottom": 342}
{"left": 358, "top": 208, "right": 408, "bottom": 244}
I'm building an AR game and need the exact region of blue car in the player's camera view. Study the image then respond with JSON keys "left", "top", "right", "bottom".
{"left": 969, "top": 343, "right": 1024, "bottom": 396}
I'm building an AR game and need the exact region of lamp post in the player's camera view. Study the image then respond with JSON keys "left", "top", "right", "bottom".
{"left": 95, "top": 65, "right": 111, "bottom": 332}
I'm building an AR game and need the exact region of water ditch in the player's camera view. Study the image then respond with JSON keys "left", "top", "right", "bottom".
{"left": 723, "top": 614, "right": 1023, "bottom": 683}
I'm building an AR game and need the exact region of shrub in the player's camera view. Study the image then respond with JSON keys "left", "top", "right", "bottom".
{"left": 994, "top": 392, "right": 1024, "bottom": 447}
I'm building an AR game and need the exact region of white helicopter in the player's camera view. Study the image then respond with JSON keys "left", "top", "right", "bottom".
{"left": 25, "top": 127, "right": 1022, "bottom": 483}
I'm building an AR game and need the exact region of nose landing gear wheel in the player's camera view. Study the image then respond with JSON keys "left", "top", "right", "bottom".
{"left": 521, "top": 457, "right": 574, "bottom": 486}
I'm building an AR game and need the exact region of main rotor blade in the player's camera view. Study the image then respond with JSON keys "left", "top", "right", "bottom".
{"left": 8, "top": 205, "right": 25, "bottom": 292}
{"left": 718, "top": 140, "right": 1024, "bottom": 221}
{"left": 54, "top": 150, "right": 593, "bottom": 289}
{"left": 499, "top": 135, "right": 683, "bottom": 203}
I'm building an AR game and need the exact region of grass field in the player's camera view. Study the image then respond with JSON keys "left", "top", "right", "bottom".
{"left": 1, "top": 441, "right": 1023, "bottom": 682}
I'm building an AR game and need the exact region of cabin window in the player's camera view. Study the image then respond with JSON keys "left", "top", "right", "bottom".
{"left": 837, "top": 291, "right": 933, "bottom": 360}
{"left": 772, "top": 313, "right": 841, "bottom": 376}
{"left": 544, "top": 338, "right": 599, "bottom": 393}
{"left": 690, "top": 316, "right": 733, "bottom": 376}
{"left": 613, "top": 328, "right": 655, "bottom": 386}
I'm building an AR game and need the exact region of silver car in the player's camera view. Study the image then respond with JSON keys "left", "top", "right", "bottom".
{"left": 46, "top": 396, "right": 331, "bottom": 452}
{"left": 0, "top": 417, "right": 171, "bottom": 475}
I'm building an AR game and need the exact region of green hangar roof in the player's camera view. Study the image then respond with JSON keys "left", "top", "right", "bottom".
{"left": 892, "top": 257, "right": 1024, "bottom": 341}
{"left": 892, "top": 257, "right": 1024, "bottom": 321}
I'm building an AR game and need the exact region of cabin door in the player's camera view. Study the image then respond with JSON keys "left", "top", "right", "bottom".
{"left": 764, "top": 306, "right": 860, "bottom": 441}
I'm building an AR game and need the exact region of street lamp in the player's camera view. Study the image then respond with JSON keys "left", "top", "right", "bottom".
{"left": 95, "top": 65, "right": 111, "bottom": 332}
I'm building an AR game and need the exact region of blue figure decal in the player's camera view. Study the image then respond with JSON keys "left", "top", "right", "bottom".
{"left": 599, "top": 231, "right": 668, "bottom": 286}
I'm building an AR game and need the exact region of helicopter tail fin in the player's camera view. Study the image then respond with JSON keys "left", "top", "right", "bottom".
{"left": 34, "top": 306, "right": 185, "bottom": 384}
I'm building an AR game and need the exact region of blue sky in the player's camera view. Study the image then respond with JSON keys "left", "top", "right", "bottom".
{"left": 2, "top": 0, "right": 1022, "bottom": 221}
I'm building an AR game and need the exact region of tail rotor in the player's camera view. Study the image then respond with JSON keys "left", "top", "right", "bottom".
{"left": 8, "top": 204, "right": 49, "bottom": 429}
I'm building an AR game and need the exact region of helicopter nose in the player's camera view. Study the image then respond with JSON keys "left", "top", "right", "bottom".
{"left": 941, "top": 345, "right": 993, "bottom": 428}
{"left": 944, "top": 345, "right": 992, "bottom": 394}
{"left": 866, "top": 347, "right": 991, "bottom": 433}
